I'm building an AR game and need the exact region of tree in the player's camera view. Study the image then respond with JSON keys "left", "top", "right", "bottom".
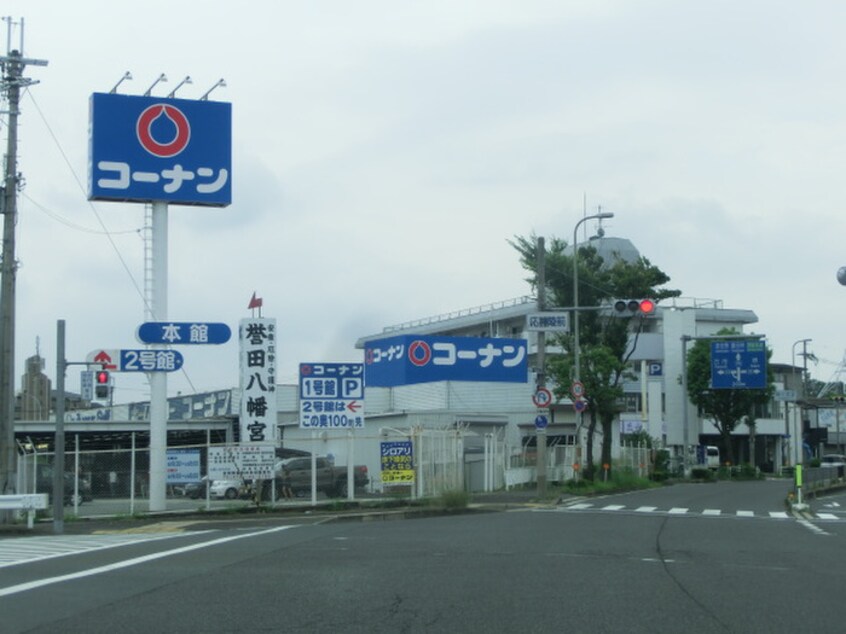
{"left": 684, "top": 328, "right": 775, "bottom": 466}
{"left": 511, "top": 233, "right": 681, "bottom": 479}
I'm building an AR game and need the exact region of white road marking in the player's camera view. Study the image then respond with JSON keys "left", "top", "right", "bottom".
{"left": 0, "top": 532, "right": 199, "bottom": 569}
{"left": 769, "top": 511, "right": 789, "bottom": 519}
{"left": 702, "top": 509, "right": 721, "bottom": 516}
{"left": 736, "top": 510, "right": 755, "bottom": 517}
{"left": 0, "top": 525, "right": 294, "bottom": 598}
{"left": 815, "top": 513, "right": 839, "bottom": 520}
{"left": 668, "top": 507, "right": 688, "bottom": 514}
{"left": 601, "top": 505, "right": 626, "bottom": 511}
{"left": 634, "top": 506, "right": 657, "bottom": 513}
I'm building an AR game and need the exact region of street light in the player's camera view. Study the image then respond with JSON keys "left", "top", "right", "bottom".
{"left": 572, "top": 211, "right": 614, "bottom": 459}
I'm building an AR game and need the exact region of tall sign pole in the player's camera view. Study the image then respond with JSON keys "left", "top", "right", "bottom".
{"left": 148, "top": 201, "right": 168, "bottom": 511}
{"left": 0, "top": 20, "right": 47, "bottom": 502}
{"left": 88, "top": 81, "right": 231, "bottom": 513}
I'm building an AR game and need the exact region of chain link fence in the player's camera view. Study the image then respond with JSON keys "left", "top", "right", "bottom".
{"left": 12, "top": 428, "right": 651, "bottom": 520}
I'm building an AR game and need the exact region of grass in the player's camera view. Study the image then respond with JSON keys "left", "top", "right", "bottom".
{"left": 558, "top": 469, "right": 662, "bottom": 497}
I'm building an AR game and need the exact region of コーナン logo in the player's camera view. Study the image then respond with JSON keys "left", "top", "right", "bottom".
{"left": 136, "top": 104, "right": 191, "bottom": 158}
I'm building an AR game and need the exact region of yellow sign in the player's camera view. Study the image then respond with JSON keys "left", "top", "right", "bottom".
{"left": 381, "top": 470, "right": 414, "bottom": 483}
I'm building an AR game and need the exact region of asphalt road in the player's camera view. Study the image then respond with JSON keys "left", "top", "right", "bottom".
{"left": 2, "top": 480, "right": 845, "bottom": 633}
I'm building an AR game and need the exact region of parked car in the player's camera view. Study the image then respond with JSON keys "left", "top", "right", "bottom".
{"left": 820, "top": 454, "right": 846, "bottom": 467}
{"left": 209, "top": 479, "right": 245, "bottom": 500}
{"left": 274, "top": 456, "right": 369, "bottom": 498}
{"left": 177, "top": 476, "right": 211, "bottom": 499}
{"left": 38, "top": 468, "right": 93, "bottom": 506}
{"left": 820, "top": 455, "right": 846, "bottom": 477}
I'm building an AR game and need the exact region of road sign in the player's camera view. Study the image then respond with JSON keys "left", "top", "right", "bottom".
{"left": 299, "top": 363, "right": 365, "bottom": 429}
{"left": 710, "top": 340, "right": 766, "bottom": 389}
{"left": 532, "top": 387, "right": 553, "bottom": 408}
{"left": 86, "top": 349, "right": 184, "bottom": 372}
{"left": 570, "top": 381, "right": 585, "bottom": 399}
{"left": 573, "top": 398, "right": 588, "bottom": 413}
{"left": 775, "top": 389, "right": 797, "bottom": 402}
{"left": 137, "top": 321, "right": 232, "bottom": 345}
{"left": 80, "top": 370, "right": 94, "bottom": 401}
{"left": 534, "top": 414, "right": 549, "bottom": 430}
{"left": 526, "top": 312, "right": 569, "bottom": 333}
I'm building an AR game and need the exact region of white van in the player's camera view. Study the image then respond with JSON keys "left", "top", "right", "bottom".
{"left": 706, "top": 445, "right": 720, "bottom": 469}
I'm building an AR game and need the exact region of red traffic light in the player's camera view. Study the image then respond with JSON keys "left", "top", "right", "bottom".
{"left": 638, "top": 299, "right": 656, "bottom": 314}
{"left": 95, "top": 370, "right": 109, "bottom": 384}
{"left": 612, "top": 299, "right": 656, "bottom": 315}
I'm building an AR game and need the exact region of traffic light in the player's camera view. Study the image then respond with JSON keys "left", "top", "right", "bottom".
{"left": 94, "top": 369, "right": 110, "bottom": 399}
{"left": 612, "top": 299, "right": 656, "bottom": 315}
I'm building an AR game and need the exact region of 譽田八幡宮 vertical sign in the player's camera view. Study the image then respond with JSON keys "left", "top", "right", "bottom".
{"left": 299, "top": 363, "right": 364, "bottom": 429}
{"left": 240, "top": 318, "right": 277, "bottom": 443}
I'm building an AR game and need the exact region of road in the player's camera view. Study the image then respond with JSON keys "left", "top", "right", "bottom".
{"left": 2, "top": 480, "right": 846, "bottom": 633}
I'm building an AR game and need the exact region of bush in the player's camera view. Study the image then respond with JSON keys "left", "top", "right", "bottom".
{"left": 690, "top": 467, "right": 715, "bottom": 481}
{"left": 438, "top": 489, "right": 469, "bottom": 509}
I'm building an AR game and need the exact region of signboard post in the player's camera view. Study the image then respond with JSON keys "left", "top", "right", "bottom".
{"left": 710, "top": 340, "right": 767, "bottom": 389}
{"left": 88, "top": 90, "right": 233, "bottom": 514}
{"left": 86, "top": 349, "right": 184, "bottom": 372}
{"left": 299, "top": 363, "right": 365, "bottom": 429}
{"left": 526, "top": 312, "right": 570, "bottom": 333}
{"left": 380, "top": 440, "right": 414, "bottom": 486}
{"left": 137, "top": 322, "right": 231, "bottom": 345}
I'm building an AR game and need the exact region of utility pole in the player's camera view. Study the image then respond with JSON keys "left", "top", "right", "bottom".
{"left": 536, "top": 237, "right": 547, "bottom": 496}
{"left": 0, "top": 19, "right": 47, "bottom": 502}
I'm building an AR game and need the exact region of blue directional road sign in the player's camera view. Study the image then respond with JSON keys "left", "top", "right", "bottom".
{"left": 137, "top": 322, "right": 231, "bottom": 345}
{"left": 120, "top": 349, "right": 184, "bottom": 372}
{"left": 534, "top": 415, "right": 549, "bottom": 430}
{"left": 710, "top": 340, "right": 766, "bottom": 389}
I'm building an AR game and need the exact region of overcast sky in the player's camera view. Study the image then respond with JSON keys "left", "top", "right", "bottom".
{"left": 3, "top": 1, "right": 846, "bottom": 403}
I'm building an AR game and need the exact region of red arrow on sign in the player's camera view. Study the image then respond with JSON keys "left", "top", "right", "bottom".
{"left": 346, "top": 401, "right": 362, "bottom": 413}
{"left": 93, "top": 351, "right": 117, "bottom": 370}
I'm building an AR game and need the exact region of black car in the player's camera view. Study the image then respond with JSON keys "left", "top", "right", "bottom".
{"left": 178, "top": 476, "right": 211, "bottom": 499}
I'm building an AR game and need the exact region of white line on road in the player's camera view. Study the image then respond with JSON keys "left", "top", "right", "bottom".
{"left": 816, "top": 513, "right": 839, "bottom": 520}
{"left": 797, "top": 519, "right": 830, "bottom": 536}
{"left": 702, "top": 509, "right": 721, "bottom": 516}
{"left": 0, "top": 525, "right": 295, "bottom": 598}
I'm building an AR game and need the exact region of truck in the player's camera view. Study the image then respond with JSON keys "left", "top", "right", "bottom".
{"left": 274, "top": 456, "right": 369, "bottom": 498}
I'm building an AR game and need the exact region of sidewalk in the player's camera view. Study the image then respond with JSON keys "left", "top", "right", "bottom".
{"left": 0, "top": 488, "right": 554, "bottom": 537}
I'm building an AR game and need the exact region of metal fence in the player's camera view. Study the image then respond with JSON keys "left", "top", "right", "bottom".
{"left": 13, "top": 431, "right": 656, "bottom": 520}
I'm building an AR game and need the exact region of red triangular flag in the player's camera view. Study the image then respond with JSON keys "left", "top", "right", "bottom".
{"left": 248, "top": 292, "right": 263, "bottom": 309}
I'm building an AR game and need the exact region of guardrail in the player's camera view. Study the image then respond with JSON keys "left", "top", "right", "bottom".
{"left": 0, "top": 493, "right": 48, "bottom": 529}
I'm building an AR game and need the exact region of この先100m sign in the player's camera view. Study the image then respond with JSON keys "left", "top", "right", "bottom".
{"left": 299, "top": 363, "right": 365, "bottom": 429}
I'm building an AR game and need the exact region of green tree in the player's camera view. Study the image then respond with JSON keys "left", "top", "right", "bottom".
{"left": 511, "top": 233, "right": 681, "bottom": 479}
{"left": 684, "top": 328, "right": 775, "bottom": 466}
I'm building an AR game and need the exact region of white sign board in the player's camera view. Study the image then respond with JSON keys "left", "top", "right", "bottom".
{"left": 526, "top": 312, "right": 570, "bottom": 333}
{"left": 166, "top": 449, "right": 201, "bottom": 483}
{"left": 299, "top": 362, "right": 365, "bottom": 429}
{"left": 239, "top": 318, "right": 277, "bottom": 443}
{"left": 208, "top": 445, "right": 276, "bottom": 480}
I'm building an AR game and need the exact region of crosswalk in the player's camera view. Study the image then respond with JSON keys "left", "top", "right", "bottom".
{"left": 0, "top": 531, "right": 196, "bottom": 569}
{"left": 552, "top": 501, "right": 843, "bottom": 521}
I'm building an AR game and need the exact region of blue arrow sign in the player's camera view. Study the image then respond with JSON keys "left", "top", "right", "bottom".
{"left": 120, "top": 349, "right": 184, "bottom": 372}
{"left": 137, "top": 322, "right": 231, "bottom": 345}
{"left": 534, "top": 415, "right": 548, "bottom": 430}
{"left": 710, "top": 340, "right": 766, "bottom": 389}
